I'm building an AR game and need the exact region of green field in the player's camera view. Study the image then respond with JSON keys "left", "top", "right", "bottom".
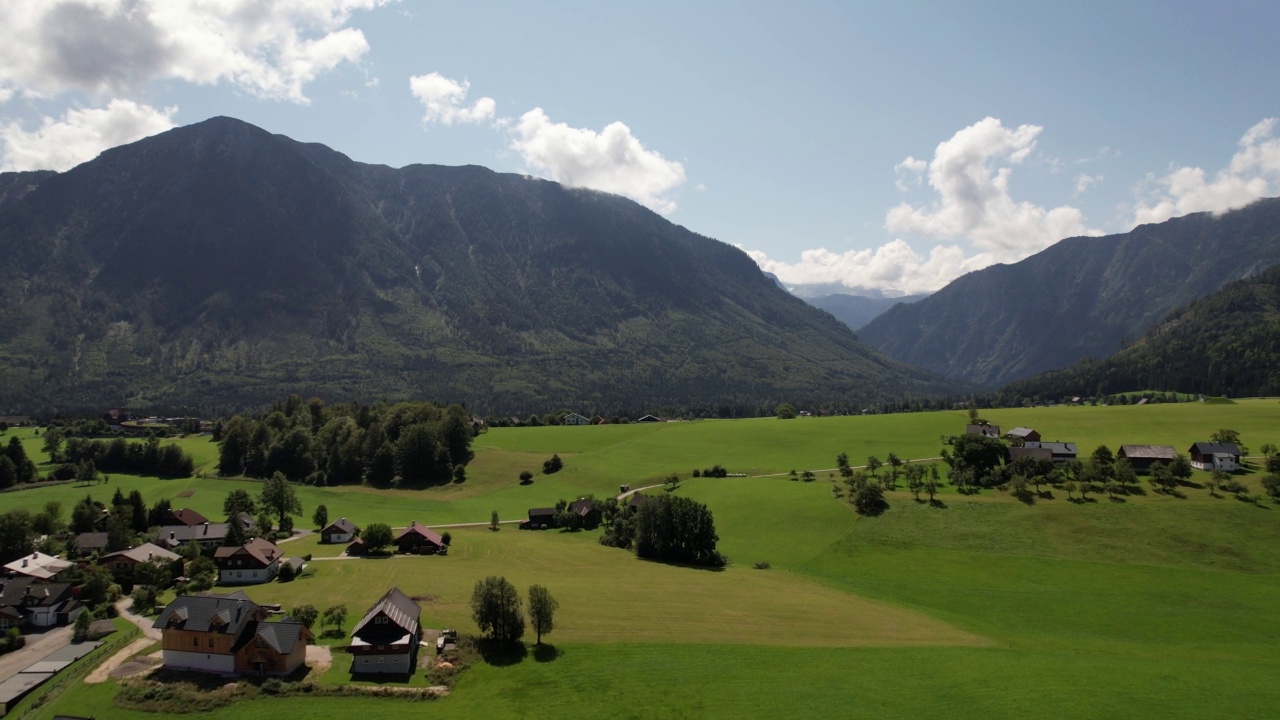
{"left": 7, "top": 399, "right": 1280, "bottom": 718}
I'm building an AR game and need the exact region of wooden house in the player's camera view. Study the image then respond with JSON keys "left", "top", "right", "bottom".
{"left": 73, "top": 532, "right": 109, "bottom": 557}
{"left": 154, "top": 591, "right": 309, "bottom": 676}
{"left": 348, "top": 587, "right": 422, "bottom": 674}
{"left": 167, "top": 508, "right": 210, "bottom": 526}
{"left": 524, "top": 508, "right": 556, "bottom": 529}
{"left": 1188, "top": 442, "right": 1241, "bottom": 472}
{"left": 99, "top": 543, "right": 181, "bottom": 584}
{"left": 214, "top": 538, "right": 284, "bottom": 585}
{"left": 320, "top": 517, "right": 358, "bottom": 544}
{"left": 395, "top": 522, "right": 445, "bottom": 554}
{"left": 569, "top": 498, "right": 602, "bottom": 528}
{"left": 965, "top": 423, "right": 1001, "bottom": 439}
{"left": 1005, "top": 427, "right": 1041, "bottom": 444}
{"left": 1022, "top": 441, "right": 1077, "bottom": 463}
{"left": 1117, "top": 445, "right": 1178, "bottom": 473}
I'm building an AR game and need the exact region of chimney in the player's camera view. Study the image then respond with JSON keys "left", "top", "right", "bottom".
{"left": 169, "top": 531, "right": 176, "bottom": 541}
{"left": 22, "top": 558, "right": 28, "bottom": 568}
{"left": 410, "top": 520, "right": 416, "bottom": 527}
{"left": 203, "top": 523, "right": 208, "bottom": 535}
{"left": 148, "top": 552, "right": 153, "bottom": 560}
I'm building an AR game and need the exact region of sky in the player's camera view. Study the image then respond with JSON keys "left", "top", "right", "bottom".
{"left": 1, "top": 1, "right": 1278, "bottom": 297}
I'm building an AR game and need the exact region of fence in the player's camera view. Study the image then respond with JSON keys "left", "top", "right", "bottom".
{"left": 12, "top": 625, "right": 141, "bottom": 719}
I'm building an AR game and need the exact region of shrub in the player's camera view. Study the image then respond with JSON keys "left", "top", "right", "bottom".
{"left": 277, "top": 562, "right": 296, "bottom": 582}
{"left": 753, "top": 561, "right": 771, "bottom": 570}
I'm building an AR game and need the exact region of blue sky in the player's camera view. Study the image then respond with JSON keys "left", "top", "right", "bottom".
{"left": 1, "top": 1, "right": 1277, "bottom": 295}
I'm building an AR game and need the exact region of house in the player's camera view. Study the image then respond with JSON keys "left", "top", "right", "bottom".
{"left": 348, "top": 587, "right": 422, "bottom": 675}
{"left": 345, "top": 537, "right": 366, "bottom": 556}
{"left": 154, "top": 591, "right": 310, "bottom": 676}
{"left": 562, "top": 412, "right": 591, "bottom": 426}
{"left": 524, "top": 508, "right": 556, "bottom": 529}
{"left": 4, "top": 552, "right": 72, "bottom": 581}
{"left": 1008, "top": 445, "right": 1053, "bottom": 463}
{"left": 627, "top": 493, "right": 651, "bottom": 511}
{"left": 214, "top": 538, "right": 285, "bottom": 585}
{"left": 1022, "top": 441, "right": 1077, "bottom": 463}
{"left": 231, "top": 512, "right": 256, "bottom": 532}
{"left": 570, "top": 498, "right": 602, "bottom": 528}
{"left": 0, "top": 578, "right": 83, "bottom": 628}
{"left": 965, "top": 423, "right": 1001, "bottom": 438}
{"left": 158, "top": 523, "right": 229, "bottom": 550}
{"left": 320, "top": 517, "right": 358, "bottom": 544}
{"left": 1005, "top": 427, "right": 1041, "bottom": 444}
{"left": 1117, "top": 445, "right": 1178, "bottom": 473}
{"left": 395, "top": 522, "right": 445, "bottom": 555}
{"left": 99, "top": 543, "right": 181, "bottom": 583}
{"left": 73, "top": 532, "right": 109, "bottom": 557}
{"left": 592, "top": 416, "right": 609, "bottom": 425}
{"left": 1188, "top": 442, "right": 1241, "bottom": 472}
{"left": 167, "top": 508, "right": 211, "bottom": 526}
{"left": 636, "top": 414, "right": 662, "bottom": 423}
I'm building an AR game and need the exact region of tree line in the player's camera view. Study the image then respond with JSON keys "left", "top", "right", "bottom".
{"left": 217, "top": 395, "right": 475, "bottom": 487}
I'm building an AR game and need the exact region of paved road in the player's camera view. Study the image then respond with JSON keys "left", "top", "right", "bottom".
{"left": 0, "top": 624, "right": 73, "bottom": 684}
{"left": 115, "top": 598, "right": 161, "bottom": 641}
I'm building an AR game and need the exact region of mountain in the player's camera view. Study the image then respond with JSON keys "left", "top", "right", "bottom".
{"left": 805, "top": 293, "right": 927, "bottom": 332}
{"left": 0, "top": 117, "right": 961, "bottom": 415}
{"left": 1004, "top": 262, "right": 1280, "bottom": 399}
{"left": 858, "top": 198, "right": 1280, "bottom": 386}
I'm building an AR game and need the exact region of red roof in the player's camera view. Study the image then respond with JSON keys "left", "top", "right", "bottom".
{"left": 169, "top": 508, "right": 210, "bottom": 526}
{"left": 396, "top": 523, "right": 443, "bottom": 545}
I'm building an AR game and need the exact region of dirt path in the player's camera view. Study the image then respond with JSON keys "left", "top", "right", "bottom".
{"left": 84, "top": 636, "right": 153, "bottom": 683}
{"left": 306, "top": 644, "right": 332, "bottom": 675}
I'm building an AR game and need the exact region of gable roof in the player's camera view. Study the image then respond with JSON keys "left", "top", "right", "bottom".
{"left": 160, "top": 523, "right": 229, "bottom": 544}
{"left": 322, "top": 517, "right": 357, "bottom": 535}
{"left": 1024, "top": 441, "right": 1077, "bottom": 455}
{"left": 169, "top": 508, "right": 210, "bottom": 526}
{"left": 351, "top": 586, "right": 420, "bottom": 639}
{"left": 1118, "top": 445, "right": 1178, "bottom": 460}
{"left": 232, "top": 511, "right": 255, "bottom": 530}
{"left": 153, "top": 591, "right": 259, "bottom": 634}
{"left": 214, "top": 537, "right": 282, "bottom": 566}
{"left": 1189, "top": 442, "right": 1241, "bottom": 457}
{"left": 396, "top": 523, "right": 443, "bottom": 545}
{"left": 75, "top": 532, "right": 109, "bottom": 551}
{"left": 965, "top": 423, "right": 1001, "bottom": 437}
{"left": 528, "top": 507, "right": 556, "bottom": 518}
{"left": 0, "top": 578, "right": 74, "bottom": 608}
{"left": 570, "top": 498, "right": 596, "bottom": 515}
{"left": 100, "top": 542, "right": 181, "bottom": 565}
{"left": 252, "top": 617, "right": 306, "bottom": 653}
{"left": 1006, "top": 427, "right": 1038, "bottom": 438}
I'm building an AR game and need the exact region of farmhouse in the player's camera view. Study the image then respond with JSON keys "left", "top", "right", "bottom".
{"left": 0, "top": 578, "right": 82, "bottom": 628}
{"left": 214, "top": 538, "right": 285, "bottom": 585}
{"left": 320, "top": 517, "right": 358, "bottom": 544}
{"left": 965, "top": 423, "right": 1001, "bottom": 438}
{"left": 1117, "top": 445, "right": 1178, "bottom": 473}
{"left": 167, "top": 508, "right": 210, "bottom": 526}
{"left": 154, "top": 591, "right": 309, "bottom": 676}
{"left": 72, "top": 532, "right": 109, "bottom": 557}
{"left": 570, "top": 498, "right": 602, "bottom": 527}
{"left": 4, "top": 552, "right": 72, "bottom": 581}
{"left": 592, "top": 416, "right": 609, "bottom": 425}
{"left": 348, "top": 586, "right": 422, "bottom": 675}
{"left": 1188, "top": 442, "right": 1241, "bottom": 472}
{"left": 1005, "top": 427, "right": 1041, "bottom": 444}
{"left": 395, "top": 522, "right": 445, "bottom": 554}
{"left": 525, "top": 507, "right": 556, "bottom": 529}
{"left": 99, "top": 543, "right": 181, "bottom": 584}
{"left": 1022, "top": 441, "right": 1077, "bottom": 463}
{"left": 562, "top": 412, "right": 591, "bottom": 426}
{"left": 158, "top": 523, "right": 229, "bottom": 550}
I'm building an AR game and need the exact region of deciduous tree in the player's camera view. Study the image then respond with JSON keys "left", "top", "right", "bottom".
{"left": 471, "top": 576, "right": 524, "bottom": 642}
{"left": 527, "top": 584, "right": 558, "bottom": 646}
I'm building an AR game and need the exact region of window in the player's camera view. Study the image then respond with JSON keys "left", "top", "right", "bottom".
{"left": 208, "top": 638, "right": 214, "bottom": 647}
{"left": 378, "top": 656, "right": 384, "bottom": 664}
{"left": 193, "top": 638, "right": 198, "bottom": 646}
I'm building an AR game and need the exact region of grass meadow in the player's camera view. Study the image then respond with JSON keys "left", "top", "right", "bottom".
{"left": 8, "top": 398, "right": 1280, "bottom": 718}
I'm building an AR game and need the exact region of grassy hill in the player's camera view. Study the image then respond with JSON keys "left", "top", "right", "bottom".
{"left": 6, "top": 401, "right": 1280, "bottom": 718}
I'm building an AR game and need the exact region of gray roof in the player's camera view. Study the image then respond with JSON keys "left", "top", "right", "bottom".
{"left": 153, "top": 591, "right": 258, "bottom": 634}
{"left": 322, "top": 517, "right": 357, "bottom": 535}
{"left": 1006, "top": 427, "right": 1038, "bottom": 438}
{"left": 159, "top": 523, "right": 229, "bottom": 544}
{"left": 1119, "top": 445, "right": 1177, "bottom": 460}
{"left": 0, "top": 579, "right": 73, "bottom": 608}
{"left": 1024, "top": 441, "right": 1077, "bottom": 455}
{"left": 1190, "top": 442, "right": 1241, "bottom": 456}
{"left": 351, "top": 586, "right": 420, "bottom": 639}
{"left": 76, "top": 532, "right": 109, "bottom": 550}
{"left": 252, "top": 617, "right": 306, "bottom": 653}
{"left": 965, "top": 424, "right": 1001, "bottom": 437}
{"left": 100, "top": 542, "right": 181, "bottom": 565}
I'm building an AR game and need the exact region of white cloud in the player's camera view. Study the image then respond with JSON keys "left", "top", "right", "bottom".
{"left": 1, "top": 99, "right": 176, "bottom": 171}
{"left": 885, "top": 117, "right": 1098, "bottom": 258}
{"left": 510, "top": 108, "right": 686, "bottom": 214}
{"left": 1074, "top": 173, "right": 1102, "bottom": 195}
{"left": 1132, "top": 118, "right": 1280, "bottom": 225}
{"left": 408, "top": 72, "right": 495, "bottom": 125}
{"left": 0, "top": 0, "right": 390, "bottom": 104}
{"left": 746, "top": 117, "right": 1104, "bottom": 295}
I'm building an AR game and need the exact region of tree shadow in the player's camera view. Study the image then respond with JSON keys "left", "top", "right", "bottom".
{"left": 350, "top": 672, "right": 413, "bottom": 684}
{"left": 1036, "top": 490, "right": 1055, "bottom": 501}
{"left": 927, "top": 498, "right": 948, "bottom": 509}
{"left": 1013, "top": 492, "right": 1035, "bottom": 506}
{"left": 1178, "top": 479, "right": 1205, "bottom": 490}
{"left": 532, "top": 643, "right": 561, "bottom": 663}
{"left": 477, "top": 639, "right": 527, "bottom": 667}
{"left": 1107, "top": 495, "right": 1126, "bottom": 503}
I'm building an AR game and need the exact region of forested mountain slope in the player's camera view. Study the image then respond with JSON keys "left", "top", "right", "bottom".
{"left": 0, "top": 117, "right": 960, "bottom": 415}
{"left": 858, "top": 198, "right": 1280, "bottom": 386}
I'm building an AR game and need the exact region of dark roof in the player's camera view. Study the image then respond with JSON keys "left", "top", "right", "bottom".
{"left": 232, "top": 512, "right": 255, "bottom": 530}
{"left": 322, "top": 517, "right": 357, "bottom": 535}
{"left": 628, "top": 493, "right": 650, "bottom": 509}
{"left": 76, "top": 532, "right": 109, "bottom": 550}
{"left": 397, "top": 523, "right": 443, "bottom": 545}
{"left": 0, "top": 579, "right": 73, "bottom": 608}
{"left": 1118, "top": 445, "right": 1177, "bottom": 460}
{"left": 214, "top": 538, "right": 283, "bottom": 567}
{"left": 1024, "top": 441, "right": 1077, "bottom": 454}
{"left": 351, "top": 587, "right": 420, "bottom": 639}
{"left": 528, "top": 507, "right": 556, "bottom": 518}
{"left": 1189, "top": 442, "right": 1241, "bottom": 456}
{"left": 1008, "top": 446, "right": 1052, "bottom": 461}
{"left": 153, "top": 591, "right": 258, "bottom": 634}
{"left": 159, "top": 523, "right": 229, "bottom": 544}
{"left": 570, "top": 499, "right": 595, "bottom": 515}
{"left": 169, "top": 508, "right": 210, "bottom": 526}
{"left": 252, "top": 617, "right": 306, "bottom": 653}
{"left": 637, "top": 414, "right": 662, "bottom": 422}
{"left": 965, "top": 424, "right": 1001, "bottom": 437}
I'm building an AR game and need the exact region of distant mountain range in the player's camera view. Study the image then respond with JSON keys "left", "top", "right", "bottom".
{"left": 0, "top": 117, "right": 963, "bottom": 415}
{"left": 1006, "top": 262, "right": 1280, "bottom": 399}
{"left": 858, "top": 198, "right": 1280, "bottom": 386}
{"left": 804, "top": 293, "right": 928, "bottom": 332}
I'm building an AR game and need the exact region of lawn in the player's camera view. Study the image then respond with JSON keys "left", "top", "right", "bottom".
{"left": 12, "top": 399, "right": 1280, "bottom": 719}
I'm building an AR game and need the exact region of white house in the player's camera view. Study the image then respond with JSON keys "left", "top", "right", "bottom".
{"left": 1188, "top": 442, "right": 1242, "bottom": 472}
{"left": 320, "top": 517, "right": 358, "bottom": 544}
{"left": 214, "top": 538, "right": 284, "bottom": 585}
{"left": 562, "top": 413, "right": 591, "bottom": 426}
